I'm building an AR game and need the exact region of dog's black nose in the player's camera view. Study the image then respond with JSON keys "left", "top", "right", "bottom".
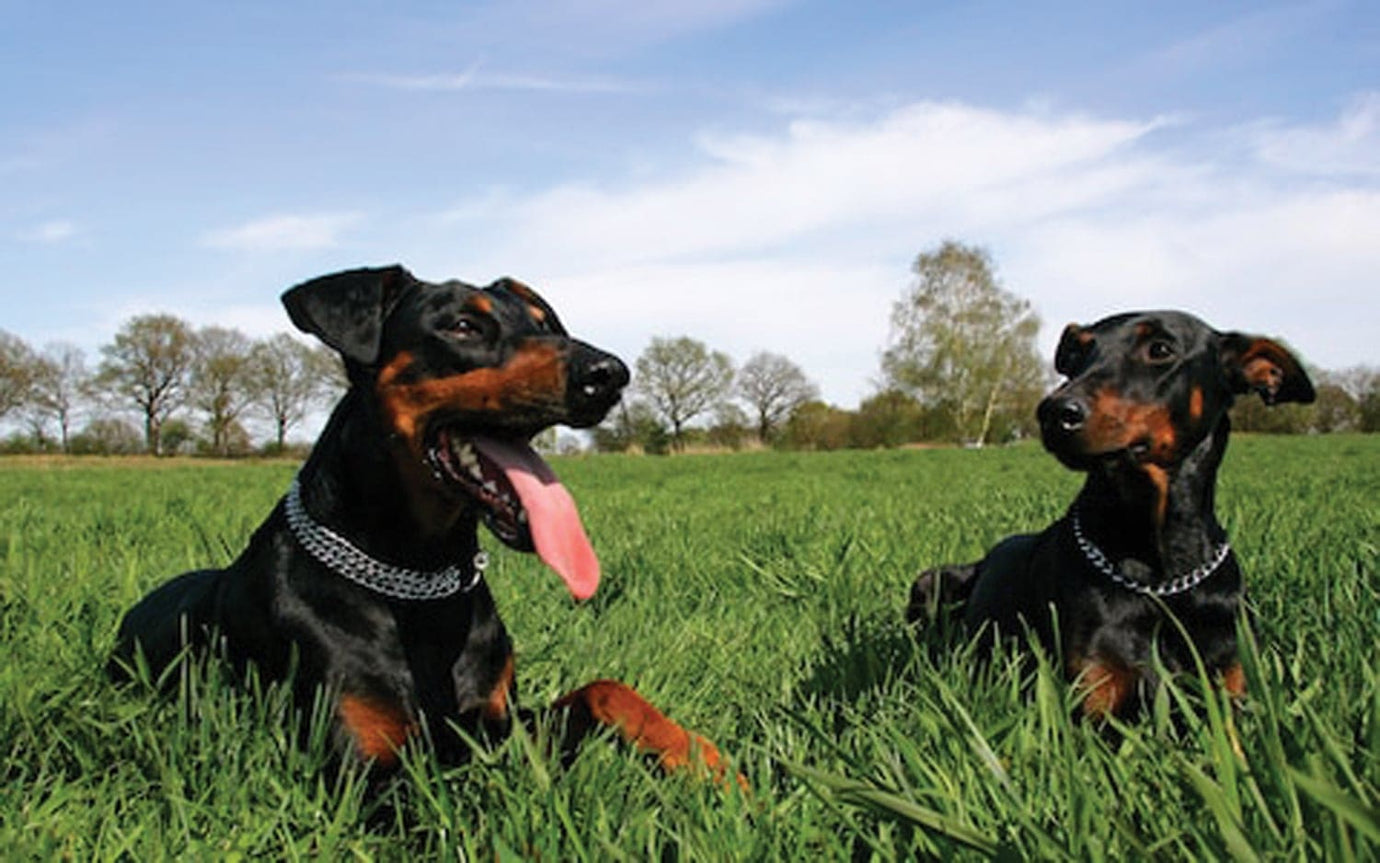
{"left": 582, "top": 355, "right": 631, "bottom": 396}
{"left": 1040, "top": 396, "right": 1088, "bottom": 434}
{"left": 1056, "top": 400, "right": 1087, "bottom": 432}
{"left": 567, "top": 345, "right": 630, "bottom": 426}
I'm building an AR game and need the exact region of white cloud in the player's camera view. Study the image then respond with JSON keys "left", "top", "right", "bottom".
{"left": 463, "top": 0, "right": 790, "bottom": 54}
{"left": 1141, "top": 3, "right": 1326, "bottom": 80}
{"left": 202, "top": 212, "right": 364, "bottom": 252}
{"left": 418, "top": 98, "right": 1380, "bottom": 406}
{"left": 443, "top": 102, "right": 1165, "bottom": 272}
{"left": 344, "top": 68, "right": 643, "bottom": 94}
{"left": 1254, "top": 92, "right": 1380, "bottom": 176}
{"left": 1, "top": 155, "right": 44, "bottom": 175}
{"left": 17, "top": 220, "right": 78, "bottom": 243}
{"left": 527, "top": 258, "right": 899, "bottom": 406}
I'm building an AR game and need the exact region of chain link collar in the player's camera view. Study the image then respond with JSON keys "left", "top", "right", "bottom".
{"left": 1071, "top": 506, "right": 1230, "bottom": 597}
{"left": 284, "top": 477, "right": 486, "bottom": 601}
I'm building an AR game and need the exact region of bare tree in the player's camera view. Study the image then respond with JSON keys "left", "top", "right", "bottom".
{"left": 97, "top": 314, "right": 197, "bottom": 455}
{"left": 0, "top": 329, "right": 36, "bottom": 421}
{"left": 191, "top": 326, "right": 255, "bottom": 456}
{"left": 881, "top": 240, "right": 1045, "bottom": 446}
{"left": 248, "top": 334, "right": 342, "bottom": 450}
{"left": 634, "top": 336, "right": 734, "bottom": 451}
{"left": 26, "top": 343, "right": 88, "bottom": 452}
{"left": 737, "top": 351, "right": 819, "bottom": 443}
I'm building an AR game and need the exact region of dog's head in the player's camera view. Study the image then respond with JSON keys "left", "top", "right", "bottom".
{"left": 1038, "top": 310, "right": 1314, "bottom": 472}
{"left": 283, "top": 265, "right": 629, "bottom": 599}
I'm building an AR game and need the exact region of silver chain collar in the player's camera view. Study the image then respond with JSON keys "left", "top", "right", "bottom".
{"left": 1071, "top": 507, "right": 1230, "bottom": 597}
{"left": 284, "top": 477, "right": 486, "bottom": 601}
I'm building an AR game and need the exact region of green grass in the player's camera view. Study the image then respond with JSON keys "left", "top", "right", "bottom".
{"left": 1, "top": 438, "right": 1377, "bottom": 859}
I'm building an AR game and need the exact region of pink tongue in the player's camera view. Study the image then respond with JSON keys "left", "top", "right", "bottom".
{"left": 470, "top": 436, "right": 600, "bottom": 601}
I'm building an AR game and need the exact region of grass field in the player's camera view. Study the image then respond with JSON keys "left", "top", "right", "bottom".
{"left": 2, "top": 436, "right": 1377, "bottom": 859}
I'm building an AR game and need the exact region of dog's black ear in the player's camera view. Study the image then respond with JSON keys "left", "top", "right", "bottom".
{"left": 282, "top": 266, "right": 414, "bottom": 365}
{"left": 1054, "top": 323, "right": 1088, "bottom": 377}
{"left": 1220, "top": 332, "right": 1315, "bottom": 405}
{"left": 489, "top": 277, "right": 568, "bottom": 335}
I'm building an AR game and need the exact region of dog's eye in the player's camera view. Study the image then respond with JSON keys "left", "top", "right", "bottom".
{"left": 448, "top": 317, "right": 483, "bottom": 340}
{"left": 1145, "top": 340, "right": 1175, "bottom": 363}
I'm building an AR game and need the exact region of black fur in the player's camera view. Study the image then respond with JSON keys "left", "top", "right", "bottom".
{"left": 907, "top": 310, "right": 1314, "bottom": 717}
{"left": 109, "top": 265, "right": 629, "bottom": 765}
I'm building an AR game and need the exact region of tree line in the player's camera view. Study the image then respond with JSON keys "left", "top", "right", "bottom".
{"left": 595, "top": 240, "right": 1380, "bottom": 454}
{"left": 0, "top": 315, "right": 343, "bottom": 456}
{"left": 3, "top": 240, "right": 1377, "bottom": 457}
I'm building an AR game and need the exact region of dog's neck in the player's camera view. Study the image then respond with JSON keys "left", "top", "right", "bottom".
{"left": 1075, "top": 416, "right": 1231, "bottom": 586}
{"left": 294, "top": 387, "right": 482, "bottom": 573}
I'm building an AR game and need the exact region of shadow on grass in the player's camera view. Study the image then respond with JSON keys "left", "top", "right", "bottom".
{"left": 793, "top": 593, "right": 977, "bottom": 707}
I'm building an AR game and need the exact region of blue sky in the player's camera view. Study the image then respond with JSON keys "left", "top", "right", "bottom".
{"left": 4, "top": 1, "right": 1378, "bottom": 413}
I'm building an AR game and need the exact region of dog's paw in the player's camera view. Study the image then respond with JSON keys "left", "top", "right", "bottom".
{"left": 905, "top": 564, "right": 976, "bottom": 626}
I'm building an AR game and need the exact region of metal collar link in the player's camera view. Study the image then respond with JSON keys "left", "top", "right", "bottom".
{"left": 284, "top": 477, "right": 486, "bottom": 601}
{"left": 1071, "top": 506, "right": 1231, "bottom": 598}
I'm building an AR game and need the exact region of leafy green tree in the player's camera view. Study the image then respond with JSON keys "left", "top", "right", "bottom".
{"left": 1309, "top": 382, "right": 1357, "bottom": 433}
{"left": 97, "top": 314, "right": 197, "bottom": 455}
{"left": 69, "top": 417, "right": 143, "bottom": 455}
{"left": 161, "top": 418, "right": 198, "bottom": 455}
{"left": 737, "top": 351, "right": 818, "bottom": 443}
{"left": 881, "top": 240, "right": 1045, "bottom": 446}
{"left": 592, "top": 399, "right": 670, "bottom": 455}
{"left": 1362, "top": 391, "right": 1380, "bottom": 433}
{"left": 634, "top": 336, "right": 734, "bottom": 451}
{"left": 779, "top": 400, "right": 854, "bottom": 451}
{"left": 707, "top": 402, "right": 752, "bottom": 451}
{"left": 1333, "top": 366, "right": 1380, "bottom": 433}
{"left": 1230, "top": 398, "right": 1311, "bottom": 433}
{"left": 850, "top": 389, "right": 924, "bottom": 448}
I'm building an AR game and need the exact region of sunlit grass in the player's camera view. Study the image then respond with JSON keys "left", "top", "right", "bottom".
{"left": 1, "top": 436, "right": 1375, "bottom": 858}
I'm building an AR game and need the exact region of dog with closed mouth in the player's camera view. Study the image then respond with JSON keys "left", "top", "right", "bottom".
{"left": 109, "top": 265, "right": 731, "bottom": 778}
{"left": 907, "top": 310, "right": 1315, "bottom": 718}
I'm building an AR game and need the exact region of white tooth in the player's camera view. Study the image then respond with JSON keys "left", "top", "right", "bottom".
{"left": 483, "top": 481, "right": 498, "bottom": 493}
{"left": 458, "top": 444, "right": 478, "bottom": 468}
{"left": 518, "top": 510, "right": 528, "bottom": 523}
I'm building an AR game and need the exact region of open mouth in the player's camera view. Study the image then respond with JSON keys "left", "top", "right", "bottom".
{"left": 428, "top": 428, "right": 600, "bottom": 600}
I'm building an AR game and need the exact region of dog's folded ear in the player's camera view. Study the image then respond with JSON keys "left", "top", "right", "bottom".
{"left": 1220, "top": 332, "right": 1316, "bottom": 405}
{"left": 282, "top": 266, "right": 414, "bottom": 366}
{"left": 1054, "top": 323, "right": 1088, "bottom": 377}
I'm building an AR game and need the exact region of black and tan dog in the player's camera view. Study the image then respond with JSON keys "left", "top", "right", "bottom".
{"left": 907, "top": 310, "right": 1314, "bottom": 718}
{"left": 110, "top": 265, "right": 729, "bottom": 777}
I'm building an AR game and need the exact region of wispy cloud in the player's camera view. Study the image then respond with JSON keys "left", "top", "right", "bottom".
{"left": 453, "top": 0, "right": 791, "bottom": 56}
{"left": 1144, "top": 2, "right": 1327, "bottom": 77}
{"left": 419, "top": 98, "right": 1379, "bottom": 403}
{"left": 17, "top": 220, "right": 78, "bottom": 244}
{"left": 342, "top": 66, "right": 644, "bottom": 95}
{"left": 445, "top": 102, "right": 1168, "bottom": 269}
{"left": 1253, "top": 91, "right": 1380, "bottom": 176}
{"left": 202, "top": 212, "right": 364, "bottom": 252}
{"left": 1, "top": 155, "right": 44, "bottom": 175}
